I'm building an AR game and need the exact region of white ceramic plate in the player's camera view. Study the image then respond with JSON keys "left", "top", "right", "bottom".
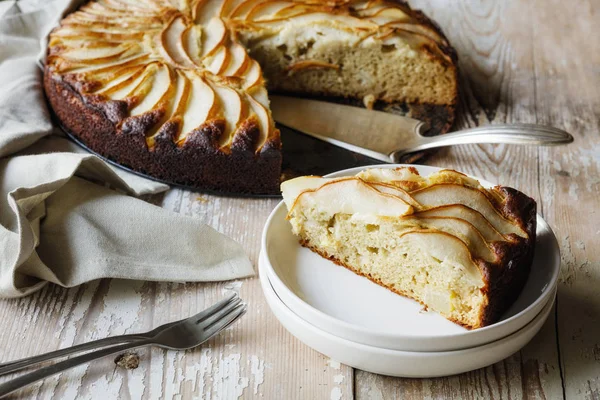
{"left": 262, "top": 164, "right": 560, "bottom": 351}
{"left": 260, "top": 257, "right": 557, "bottom": 378}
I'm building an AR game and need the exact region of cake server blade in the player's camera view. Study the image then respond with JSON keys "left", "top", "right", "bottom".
{"left": 270, "top": 95, "right": 425, "bottom": 163}
{"left": 270, "top": 96, "right": 574, "bottom": 163}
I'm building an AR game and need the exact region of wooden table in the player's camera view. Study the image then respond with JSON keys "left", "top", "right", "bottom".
{"left": 1, "top": 0, "right": 599, "bottom": 398}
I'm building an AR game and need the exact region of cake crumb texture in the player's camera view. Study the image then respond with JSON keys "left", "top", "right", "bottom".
{"left": 281, "top": 167, "right": 536, "bottom": 328}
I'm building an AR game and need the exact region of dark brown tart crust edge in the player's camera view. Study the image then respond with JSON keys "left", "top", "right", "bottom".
{"left": 44, "top": 69, "right": 283, "bottom": 195}
{"left": 475, "top": 187, "right": 537, "bottom": 327}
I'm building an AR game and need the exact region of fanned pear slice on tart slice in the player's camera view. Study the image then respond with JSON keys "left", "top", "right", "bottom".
{"left": 281, "top": 167, "right": 537, "bottom": 329}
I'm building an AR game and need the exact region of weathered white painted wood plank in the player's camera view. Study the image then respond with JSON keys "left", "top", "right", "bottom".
{"left": 528, "top": 1, "right": 600, "bottom": 399}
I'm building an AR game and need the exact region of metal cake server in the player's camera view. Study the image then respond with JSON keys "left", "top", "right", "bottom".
{"left": 270, "top": 96, "right": 574, "bottom": 163}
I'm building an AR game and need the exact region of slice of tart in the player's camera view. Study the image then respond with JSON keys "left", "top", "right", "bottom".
{"left": 281, "top": 167, "right": 536, "bottom": 329}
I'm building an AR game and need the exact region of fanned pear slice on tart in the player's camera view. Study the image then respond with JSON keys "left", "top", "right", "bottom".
{"left": 281, "top": 167, "right": 536, "bottom": 329}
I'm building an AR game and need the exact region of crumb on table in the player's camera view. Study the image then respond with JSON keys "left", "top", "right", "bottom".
{"left": 114, "top": 352, "right": 140, "bottom": 370}
{"left": 362, "top": 94, "right": 376, "bottom": 110}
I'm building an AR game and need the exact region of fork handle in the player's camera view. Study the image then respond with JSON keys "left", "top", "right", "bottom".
{"left": 0, "top": 333, "right": 147, "bottom": 377}
{"left": 0, "top": 340, "right": 152, "bottom": 397}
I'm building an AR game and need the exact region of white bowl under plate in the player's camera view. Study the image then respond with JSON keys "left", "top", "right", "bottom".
{"left": 260, "top": 258, "right": 557, "bottom": 378}
{"left": 262, "top": 164, "right": 560, "bottom": 352}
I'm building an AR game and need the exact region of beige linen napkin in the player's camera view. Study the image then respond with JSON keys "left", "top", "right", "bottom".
{"left": 0, "top": 0, "right": 254, "bottom": 298}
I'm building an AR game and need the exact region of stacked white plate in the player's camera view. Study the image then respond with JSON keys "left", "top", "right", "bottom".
{"left": 259, "top": 165, "right": 560, "bottom": 378}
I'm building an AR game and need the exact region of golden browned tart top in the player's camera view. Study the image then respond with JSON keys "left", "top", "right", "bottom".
{"left": 45, "top": 0, "right": 458, "bottom": 194}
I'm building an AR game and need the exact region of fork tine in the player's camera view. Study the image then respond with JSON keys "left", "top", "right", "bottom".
{"left": 198, "top": 297, "right": 242, "bottom": 327}
{"left": 187, "top": 292, "right": 238, "bottom": 324}
{"left": 200, "top": 304, "right": 247, "bottom": 343}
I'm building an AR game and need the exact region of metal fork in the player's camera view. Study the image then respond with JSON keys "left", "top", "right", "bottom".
{"left": 0, "top": 292, "right": 243, "bottom": 375}
{"left": 0, "top": 293, "right": 246, "bottom": 397}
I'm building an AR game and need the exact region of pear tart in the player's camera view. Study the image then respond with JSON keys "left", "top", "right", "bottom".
{"left": 281, "top": 168, "right": 536, "bottom": 329}
{"left": 45, "top": 0, "right": 458, "bottom": 194}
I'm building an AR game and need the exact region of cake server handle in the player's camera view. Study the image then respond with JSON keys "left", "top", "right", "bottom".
{"left": 391, "top": 124, "right": 574, "bottom": 162}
